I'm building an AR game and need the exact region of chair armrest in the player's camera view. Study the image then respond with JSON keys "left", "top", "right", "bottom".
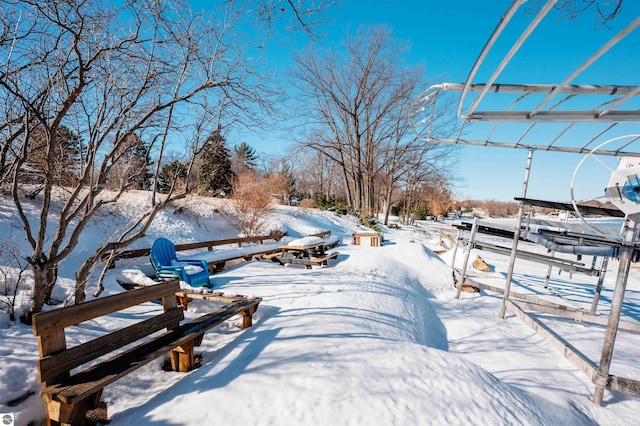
{"left": 178, "top": 258, "right": 208, "bottom": 268}
{"left": 156, "top": 264, "right": 186, "bottom": 274}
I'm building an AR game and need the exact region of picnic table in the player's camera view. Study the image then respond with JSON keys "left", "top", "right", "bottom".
{"left": 270, "top": 236, "right": 339, "bottom": 269}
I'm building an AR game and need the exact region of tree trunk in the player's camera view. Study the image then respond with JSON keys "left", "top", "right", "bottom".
{"left": 382, "top": 183, "right": 393, "bottom": 225}
{"left": 25, "top": 261, "right": 57, "bottom": 324}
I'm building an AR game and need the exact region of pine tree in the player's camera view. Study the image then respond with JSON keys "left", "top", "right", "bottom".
{"left": 233, "top": 142, "right": 259, "bottom": 170}
{"left": 278, "top": 159, "right": 297, "bottom": 205}
{"left": 198, "top": 129, "right": 235, "bottom": 196}
{"left": 125, "top": 135, "right": 153, "bottom": 190}
{"left": 157, "top": 160, "right": 187, "bottom": 193}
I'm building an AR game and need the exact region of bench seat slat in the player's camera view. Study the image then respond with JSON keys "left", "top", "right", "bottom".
{"left": 309, "top": 252, "right": 338, "bottom": 263}
{"left": 33, "top": 281, "right": 180, "bottom": 335}
{"left": 42, "top": 298, "right": 262, "bottom": 405}
{"left": 38, "top": 307, "right": 184, "bottom": 384}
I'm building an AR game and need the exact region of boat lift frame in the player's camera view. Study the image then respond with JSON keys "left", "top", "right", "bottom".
{"left": 410, "top": 0, "right": 640, "bottom": 404}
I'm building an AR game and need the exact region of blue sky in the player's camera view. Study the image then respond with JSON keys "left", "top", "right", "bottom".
{"left": 221, "top": 1, "right": 640, "bottom": 202}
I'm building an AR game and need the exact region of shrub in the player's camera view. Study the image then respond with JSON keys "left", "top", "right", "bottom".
{"left": 0, "top": 241, "right": 30, "bottom": 322}
{"left": 224, "top": 173, "right": 277, "bottom": 236}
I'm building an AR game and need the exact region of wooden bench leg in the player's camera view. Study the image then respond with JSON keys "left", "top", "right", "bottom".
{"left": 44, "top": 391, "right": 101, "bottom": 426}
{"left": 170, "top": 339, "right": 198, "bottom": 372}
{"left": 176, "top": 295, "right": 191, "bottom": 310}
{"left": 241, "top": 304, "right": 259, "bottom": 328}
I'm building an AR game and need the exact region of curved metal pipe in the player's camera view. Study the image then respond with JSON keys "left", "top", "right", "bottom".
{"left": 527, "top": 233, "right": 617, "bottom": 257}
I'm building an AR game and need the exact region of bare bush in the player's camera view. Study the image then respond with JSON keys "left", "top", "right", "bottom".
{"left": 480, "top": 199, "right": 519, "bottom": 218}
{"left": 0, "top": 241, "right": 30, "bottom": 321}
{"left": 299, "top": 197, "right": 317, "bottom": 210}
{"left": 225, "top": 173, "right": 278, "bottom": 236}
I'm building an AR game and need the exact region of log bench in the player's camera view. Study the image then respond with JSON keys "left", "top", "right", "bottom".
{"left": 32, "top": 280, "right": 261, "bottom": 426}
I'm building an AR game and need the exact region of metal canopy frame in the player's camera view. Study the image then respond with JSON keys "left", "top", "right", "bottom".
{"left": 409, "top": 1, "right": 640, "bottom": 157}
{"left": 415, "top": 0, "right": 640, "bottom": 406}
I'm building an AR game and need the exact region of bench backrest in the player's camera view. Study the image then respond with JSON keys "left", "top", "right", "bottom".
{"left": 32, "top": 280, "right": 183, "bottom": 387}
{"left": 151, "top": 238, "right": 178, "bottom": 267}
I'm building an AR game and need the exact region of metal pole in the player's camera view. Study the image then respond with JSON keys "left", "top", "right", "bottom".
{"left": 450, "top": 229, "right": 461, "bottom": 268}
{"left": 544, "top": 251, "right": 554, "bottom": 288}
{"left": 593, "top": 214, "right": 638, "bottom": 405}
{"left": 590, "top": 257, "right": 609, "bottom": 314}
{"left": 456, "top": 216, "right": 479, "bottom": 299}
{"left": 500, "top": 149, "right": 534, "bottom": 319}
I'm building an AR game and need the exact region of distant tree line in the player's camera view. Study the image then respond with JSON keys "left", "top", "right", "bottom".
{"left": 288, "top": 25, "right": 459, "bottom": 225}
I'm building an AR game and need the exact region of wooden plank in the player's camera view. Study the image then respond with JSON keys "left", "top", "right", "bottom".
{"left": 32, "top": 281, "right": 180, "bottom": 336}
{"left": 37, "top": 308, "right": 184, "bottom": 384}
{"left": 174, "top": 291, "right": 249, "bottom": 304}
{"left": 100, "top": 233, "right": 285, "bottom": 262}
{"left": 37, "top": 330, "right": 68, "bottom": 387}
{"left": 42, "top": 298, "right": 262, "bottom": 404}
{"left": 610, "top": 375, "right": 640, "bottom": 395}
{"left": 261, "top": 251, "right": 281, "bottom": 260}
{"left": 309, "top": 252, "right": 338, "bottom": 262}
{"left": 309, "top": 230, "right": 331, "bottom": 238}
{"left": 507, "top": 299, "right": 598, "bottom": 382}
{"left": 511, "top": 299, "right": 640, "bottom": 333}
{"left": 279, "top": 243, "right": 324, "bottom": 250}
{"left": 460, "top": 274, "right": 640, "bottom": 334}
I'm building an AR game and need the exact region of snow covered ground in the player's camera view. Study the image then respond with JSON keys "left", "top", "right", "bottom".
{"left": 1, "top": 193, "right": 640, "bottom": 425}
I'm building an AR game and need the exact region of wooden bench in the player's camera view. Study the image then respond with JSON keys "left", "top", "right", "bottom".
{"left": 101, "top": 233, "right": 285, "bottom": 269}
{"left": 174, "top": 291, "right": 260, "bottom": 323}
{"left": 32, "top": 280, "right": 261, "bottom": 426}
{"left": 352, "top": 231, "right": 382, "bottom": 247}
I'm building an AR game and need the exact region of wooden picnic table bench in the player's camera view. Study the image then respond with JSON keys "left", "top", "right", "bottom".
{"left": 272, "top": 239, "right": 339, "bottom": 269}
{"left": 32, "top": 280, "right": 261, "bottom": 426}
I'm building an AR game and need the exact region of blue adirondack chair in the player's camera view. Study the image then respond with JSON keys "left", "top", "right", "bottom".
{"left": 150, "top": 238, "right": 211, "bottom": 287}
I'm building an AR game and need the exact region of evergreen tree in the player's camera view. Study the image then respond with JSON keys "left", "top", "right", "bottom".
{"left": 127, "top": 135, "right": 153, "bottom": 190}
{"left": 278, "top": 159, "right": 297, "bottom": 205}
{"left": 198, "top": 129, "right": 235, "bottom": 196}
{"left": 233, "top": 142, "right": 258, "bottom": 170}
{"left": 157, "top": 160, "right": 187, "bottom": 193}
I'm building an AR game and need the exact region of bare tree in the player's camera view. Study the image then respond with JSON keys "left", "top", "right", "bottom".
{"left": 526, "top": 0, "right": 623, "bottom": 27}
{"left": 0, "top": 239, "right": 29, "bottom": 322}
{"left": 291, "top": 24, "right": 458, "bottom": 217}
{"left": 291, "top": 148, "right": 343, "bottom": 202}
{"left": 0, "top": 0, "right": 331, "bottom": 322}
